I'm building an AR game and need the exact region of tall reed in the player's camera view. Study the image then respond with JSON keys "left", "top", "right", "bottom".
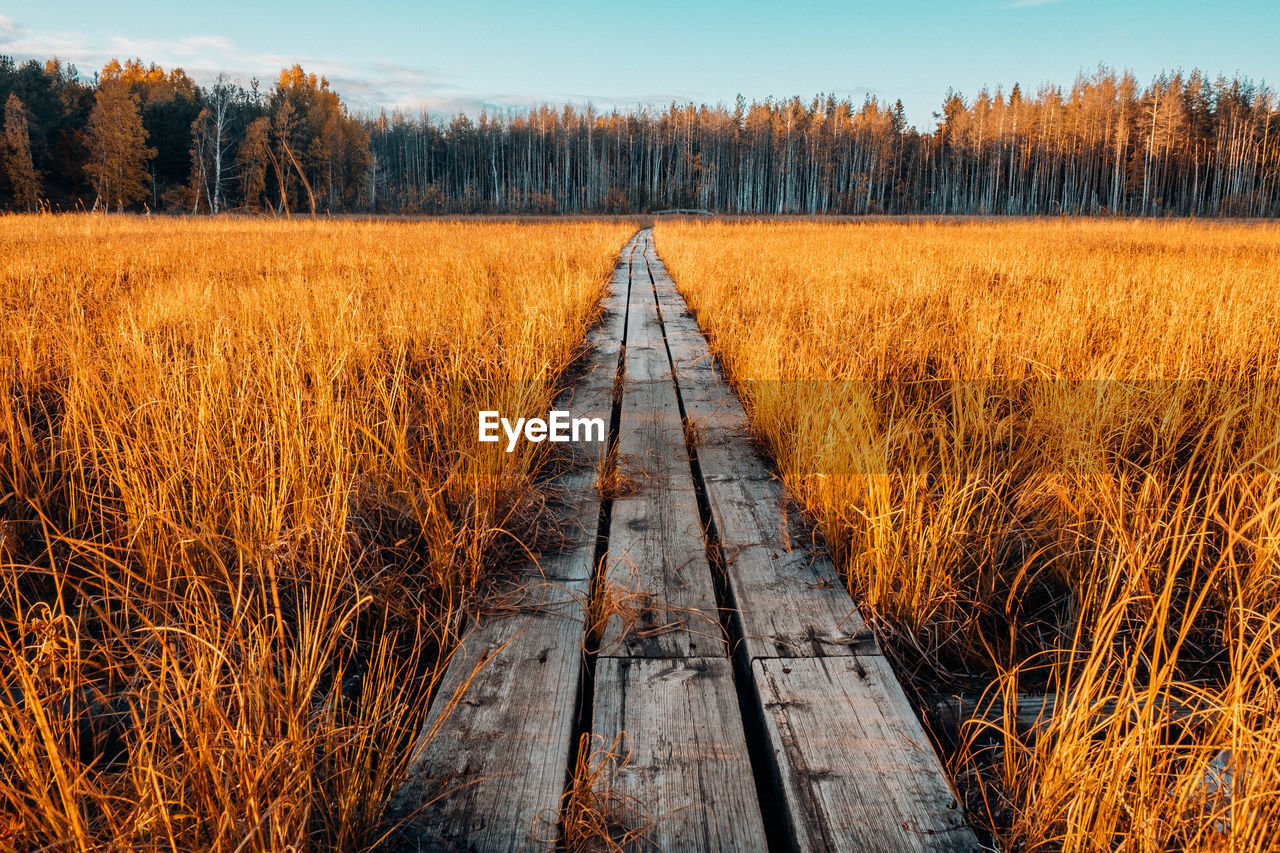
{"left": 0, "top": 215, "right": 632, "bottom": 850}
{"left": 657, "top": 219, "right": 1280, "bottom": 850}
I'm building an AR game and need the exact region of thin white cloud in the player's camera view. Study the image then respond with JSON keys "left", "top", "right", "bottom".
{"left": 105, "top": 34, "right": 238, "bottom": 60}
{"left": 2, "top": 19, "right": 419, "bottom": 102}
{"left": 0, "top": 14, "right": 26, "bottom": 42}
{"left": 2, "top": 18, "right": 485, "bottom": 113}
{"left": 0, "top": 17, "right": 712, "bottom": 121}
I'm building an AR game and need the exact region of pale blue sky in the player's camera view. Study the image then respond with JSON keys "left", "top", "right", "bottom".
{"left": 1, "top": 1, "right": 1276, "bottom": 128}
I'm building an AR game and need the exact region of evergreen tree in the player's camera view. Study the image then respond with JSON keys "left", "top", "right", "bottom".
{"left": 3, "top": 52, "right": 1280, "bottom": 217}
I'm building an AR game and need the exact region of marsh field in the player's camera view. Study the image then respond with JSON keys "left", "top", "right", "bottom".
{"left": 2, "top": 214, "right": 1280, "bottom": 851}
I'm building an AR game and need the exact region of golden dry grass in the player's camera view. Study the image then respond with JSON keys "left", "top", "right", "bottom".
{"left": 0, "top": 214, "right": 632, "bottom": 851}
{"left": 557, "top": 732, "right": 655, "bottom": 853}
{"left": 656, "top": 219, "right": 1280, "bottom": 851}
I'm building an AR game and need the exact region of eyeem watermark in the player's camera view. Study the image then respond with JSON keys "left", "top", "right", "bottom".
{"left": 479, "top": 410, "right": 606, "bottom": 452}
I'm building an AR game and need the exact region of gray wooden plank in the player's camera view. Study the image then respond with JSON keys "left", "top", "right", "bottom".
{"left": 591, "top": 657, "right": 768, "bottom": 852}
{"left": 723, "top": 543, "right": 874, "bottom": 659}
{"left": 525, "top": 235, "right": 636, "bottom": 582}
{"left": 393, "top": 579, "right": 589, "bottom": 852}
{"left": 621, "top": 340, "right": 674, "bottom": 385}
{"left": 640, "top": 242, "right": 872, "bottom": 653}
{"left": 700, "top": 469, "right": 813, "bottom": 550}
{"left": 535, "top": 377, "right": 613, "bottom": 583}
{"left": 754, "top": 656, "right": 980, "bottom": 853}
{"left": 599, "top": 448, "right": 724, "bottom": 658}
{"left": 674, "top": 379, "right": 759, "bottom": 451}
{"left": 391, "top": 233, "right": 641, "bottom": 851}
{"left": 698, "top": 457, "right": 874, "bottom": 655}
{"left": 647, "top": 279, "right": 751, "bottom": 430}
{"left": 649, "top": 289, "right": 766, "bottom": 478}
{"left": 600, "top": 247, "right": 723, "bottom": 658}
{"left": 694, "top": 440, "right": 776, "bottom": 485}
{"left": 652, "top": 300, "right": 701, "bottom": 333}
{"left": 642, "top": 230, "right": 978, "bottom": 845}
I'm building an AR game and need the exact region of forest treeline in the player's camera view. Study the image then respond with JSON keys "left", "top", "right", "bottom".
{"left": 2, "top": 54, "right": 1278, "bottom": 216}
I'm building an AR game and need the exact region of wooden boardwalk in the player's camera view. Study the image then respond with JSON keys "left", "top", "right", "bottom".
{"left": 390, "top": 231, "right": 980, "bottom": 852}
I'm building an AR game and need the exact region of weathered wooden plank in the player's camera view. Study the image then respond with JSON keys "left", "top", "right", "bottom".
{"left": 722, "top": 543, "right": 873, "bottom": 659}
{"left": 591, "top": 657, "right": 768, "bottom": 852}
{"left": 639, "top": 247, "right": 872, "bottom": 654}
{"left": 753, "top": 656, "right": 980, "bottom": 853}
{"left": 600, "top": 248, "right": 723, "bottom": 658}
{"left": 650, "top": 305, "right": 766, "bottom": 482}
{"left": 393, "top": 579, "right": 589, "bottom": 852}
{"left": 600, "top": 449, "right": 723, "bottom": 658}
{"left": 648, "top": 277, "right": 751, "bottom": 429}
{"left": 390, "top": 234, "right": 641, "bottom": 851}
{"left": 652, "top": 298, "right": 701, "bottom": 330}
{"left": 535, "top": 384, "right": 612, "bottom": 583}
{"left": 676, "top": 378, "right": 758, "bottom": 450}
{"left": 620, "top": 340, "right": 674, "bottom": 385}
{"left": 525, "top": 241, "right": 633, "bottom": 583}
{"left": 602, "top": 373, "right": 722, "bottom": 655}
{"left": 697, "top": 438, "right": 875, "bottom": 655}
{"left": 694, "top": 440, "right": 775, "bottom": 485}
{"left": 642, "top": 231, "right": 978, "bottom": 846}
{"left": 700, "top": 469, "right": 811, "bottom": 550}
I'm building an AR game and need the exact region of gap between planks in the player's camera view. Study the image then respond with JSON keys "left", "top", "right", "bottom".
{"left": 391, "top": 229, "right": 982, "bottom": 853}
{"left": 386, "top": 232, "right": 641, "bottom": 852}
{"left": 645, "top": 228, "right": 981, "bottom": 852}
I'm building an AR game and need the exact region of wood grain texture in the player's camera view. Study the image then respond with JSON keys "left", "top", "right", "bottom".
{"left": 591, "top": 657, "right": 768, "bottom": 852}
{"left": 600, "top": 244, "right": 723, "bottom": 658}
{"left": 648, "top": 269, "right": 754, "bottom": 442}
{"left": 390, "top": 233, "right": 640, "bottom": 852}
{"left": 721, "top": 543, "right": 873, "bottom": 659}
{"left": 699, "top": 465, "right": 815, "bottom": 549}
{"left": 522, "top": 233, "right": 633, "bottom": 582}
{"left": 535, "top": 377, "right": 611, "bottom": 583}
{"left": 754, "top": 655, "right": 980, "bottom": 853}
{"left": 393, "top": 579, "right": 589, "bottom": 852}
{"left": 644, "top": 244, "right": 872, "bottom": 654}
{"left": 645, "top": 231, "right": 977, "bottom": 848}
{"left": 600, "top": 450, "right": 725, "bottom": 658}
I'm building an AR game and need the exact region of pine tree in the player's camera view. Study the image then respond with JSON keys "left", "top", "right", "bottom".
{"left": 3, "top": 94, "right": 42, "bottom": 211}
{"left": 85, "top": 78, "right": 156, "bottom": 211}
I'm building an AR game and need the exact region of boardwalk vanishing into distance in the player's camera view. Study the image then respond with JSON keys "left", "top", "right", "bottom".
{"left": 390, "top": 230, "right": 980, "bottom": 852}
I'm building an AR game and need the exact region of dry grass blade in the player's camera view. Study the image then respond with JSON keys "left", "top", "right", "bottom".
{"left": 657, "top": 218, "right": 1280, "bottom": 851}
{"left": 596, "top": 447, "right": 644, "bottom": 500}
{"left": 556, "top": 732, "right": 655, "bottom": 853}
{"left": 0, "top": 215, "right": 634, "bottom": 851}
